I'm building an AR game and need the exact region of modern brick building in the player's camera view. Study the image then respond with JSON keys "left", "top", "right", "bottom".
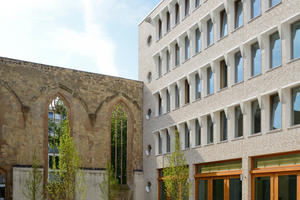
{"left": 139, "top": 0, "right": 300, "bottom": 199}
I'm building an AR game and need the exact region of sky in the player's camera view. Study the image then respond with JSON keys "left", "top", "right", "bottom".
{"left": 0, "top": 0, "right": 161, "bottom": 80}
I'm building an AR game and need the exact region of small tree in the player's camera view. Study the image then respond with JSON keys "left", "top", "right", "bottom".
{"left": 22, "top": 148, "right": 44, "bottom": 200}
{"left": 99, "top": 162, "right": 119, "bottom": 200}
{"left": 47, "top": 118, "right": 87, "bottom": 200}
{"left": 163, "top": 130, "right": 191, "bottom": 200}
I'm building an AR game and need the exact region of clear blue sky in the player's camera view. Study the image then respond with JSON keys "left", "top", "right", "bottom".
{"left": 0, "top": 0, "right": 161, "bottom": 80}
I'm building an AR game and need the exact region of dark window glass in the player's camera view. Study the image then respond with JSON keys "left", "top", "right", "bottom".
{"left": 196, "top": 120, "right": 201, "bottom": 146}
{"left": 207, "top": 67, "right": 213, "bottom": 95}
{"left": 196, "top": 73, "right": 201, "bottom": 99}
{"left": 166, "top": 50, "right": 170, "bottom": 72}
{"left": 185, "top": 0, "right": 190, "bottom": 16}
{"left": 166, "top": 129, "right": 170, "bottom": 153}
{"left": 254, "top": 176, "right": 270, "bottom": 200}
{"left": 158, "top": 19, "right": 162, "bottom": 38}
{"left": 252, "top": 100, "right": 261, "bottom": 134}
{"left": 166, "top": 89, "right": 170, "bottom": 112}
{"left": 198, "top": 180, "right": 208, "bottom": 200}
{"left": 270, "top": 0, "right": 280, "bottom": 7}
{"left": 229, "top": 178, "right": 242, "bottom": 200}
{"left": 196, "top": 0, "right": 201, "bottom": 8}
{"left": 220, "top": 10, "right": 227, "bottom": 38}
{"left": 176, "top": 43, "right": 180, "bottom": 66}
{"left": 292, "top": 87, "right": 300, "bottom": 126}
{"left": 235, "top": 52, "right": 243, "bottom": 83}
{"left": 278, "top": 175, "right": 297, "bottom": 200}
{"left": 213, "top": 179, "right": 224, "bottom": 200}
{"left": 160, "top": 181, "right": 168, "bottom": 200}
{"left": 158, "top": 133, "right": 162, "bottom": 154}
{"left": 175, "top": 3, "right": 180, "bottom": 24}
{"left": 196, "top": 28, "right": 201, "bottom": 53}
{"left": 185, "top": 36, "right": 190, "bottom": 60}
{"left": 251, "top": 0, "right": 261, "bottom": 19}
{"left": 292, "top": 21, "right": 300, "bottom": 60}
{"left": 220, "top": 111, "right": 227, "bottom": 141}
{"left": 235, "top": 106, "right": 243, "bottom": 138}
{"left": 270, "top": 32, "right": 281, "bottom": 68}
{"left": 270, "top": 94, "right": 281, "bottom": 130}
{"left": 235, "top": 0, "right": 243, "bottom": 29}
{"left": 208, "top": 115, "right": 213, "bottom": 144}
{"left": 185, "top": 80, "right": 190, "bottom": 104}
{"left": 175, "top": 84, "right": 180, "bottom": 108}
{"left": 220, "top": 60, "right": 228, "bottom": 89}
{"left": 158, "top": 56, "right": 162, "bottom": 77}
{"left": 185, "top": 123, "right": 190, "bottom": 148}
{"left": 158, "top": 94, "right": 162, "bottom": 116}
{"left": 252, "top": 43, "right": 261, "bottom": 76}
{"left": 207, "top": 19, "right": 213, "bottom": 46}
{"left": 166, "top": 12, "right": 170, "bottom": 32}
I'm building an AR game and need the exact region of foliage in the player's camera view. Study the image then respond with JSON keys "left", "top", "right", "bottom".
{"left": 99, "top": 162, "right": 120, "bottom": 200}
{"left": 22, "top": 149, "right": 44, "bottom": 200}
{"left": 163, "top": 130, "right": 191, "bottom": 200}
{"left": 47, "top": 118, "right": 87, "bottom": 200}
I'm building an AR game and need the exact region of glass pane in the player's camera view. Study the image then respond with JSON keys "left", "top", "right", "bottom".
{"left": 207, "top": 19, "right": 213, "bottom": 45}
{"left": 196, "top": 0, "right": 200, "bottom": 7}
{"left": 196, "top": 73, "right": 201, "bottom": 99}
{"left": 185, "top": 36, "right": 190, "bottom": 60}
{"left": 166, "top": 12, "right": 170, "bottom": 32}
{"left": 198, "top": 180, "right": 208, "bottom": 200}
{"left": 166, "top": 130, "right": 170, "bottom": 153}
{"left": 255, "top": 176, "right": 270, "bottom": 200}
{"left": 235, "top": 1, "right": 243, "bottom": 28}
{"left": 160, "top": 182, "right": 168, "bottom": 200}
{"left": 235, "top": 106, "right": 243, "bottom": 138}
{"left": 176, "top": 44, "right": 180, "bottom": 66}
{"left": 270, "top": 95, "right": 281, "bottom": 130}
{"left": 254, "top": 153, "right": 300, "bottom": 168}
{"left": 221, "top": 111, "right": 227, "bottom": 141}
{"left": 270, "top": 0, "right": 280, "bottom": 7}
{"left": 196, "top": 120, "right": 201, "bottom": 146}
{"left": 213, "top": 179, "right": 224, "bottom": 200}
{"left": 166, "top": 51, "right": 170, "bottom": 72}
{"left": 230, "top": 178, "right": 242, "bottom": 200}
{"left": 207, "top": 67, "right": 213, "bottom": 94}
{"left": 176, "top": 4, "right": 180, "bottom": 24}
{"left": 175, "top": 85, "right": 180, "bottom": 108}
{"left": 196, "top": 28, "right": 201, "bottom": 53}
{"left": 185, "top": 0, "right": 190, "bottom": 16}
{"left": 292, "top": 21, "right": 300, "bottom": 60}
{"left": 221, "top": 61, "right": 228, "bottom": 88}
{"left": 198, "top": 160, "right": 242, "bottom": 173}
{"left": 270, "top": 32, "right": 281, "bottom": 68}
{"left": 252, "top": 100, "right": 261, "bottom": 134}
{"left": 252, "top": 43, "right": 261, "bottom": 76}
{"left": 159, "top": 134, "right": 162, "bottom": 154}
{"left": 235, "top": 52, "right": 243, "bottom": 83}
{"left": 221, "top": 11, "right": 227, "bottom": 37}
{"left": 292, "top": 87, "right": 300, "bottom": 126}
{"left": 185, "top": 123, "right": 189, "bottom": 148}
{"left": 208, "top": 116, "right": 213, "bottom": 144}
{"left": 278, "top": 175, "right": 297, "bottom": 200}
{"left": 251, "top": 0, "right": 261, "bottom": 19}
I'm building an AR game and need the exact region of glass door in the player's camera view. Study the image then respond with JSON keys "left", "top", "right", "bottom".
{"left": 275, "top": 172, "right": 299, "bottom": 200}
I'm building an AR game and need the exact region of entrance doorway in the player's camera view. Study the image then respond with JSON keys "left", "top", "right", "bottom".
{"left": 0, "top": 173, "right": 5, "bottom": 199}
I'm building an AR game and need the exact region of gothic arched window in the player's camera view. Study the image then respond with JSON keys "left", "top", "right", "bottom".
{"left": 111, "top": 105, "right": 127, "bottom": 185}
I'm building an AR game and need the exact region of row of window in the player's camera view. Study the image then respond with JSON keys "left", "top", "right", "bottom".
{"left": 153, "top": 84, "right": 300, "bottom": 155}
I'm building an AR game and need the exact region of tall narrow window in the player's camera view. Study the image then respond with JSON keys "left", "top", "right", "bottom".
{"left": 185, "top": 0, "right": 190, "bottom": 16}
{"left": 207, "top": 67, "right": 213, "bottom": 95}
{"left": 270, "top": 94, "right": 281, "bottom": 130}
{"left": 166, "top": 129, "right": 170, "bottom": 153}
{"left": 185, "top": 36, "right": 190, "bottom": 60}
{"left": 207, "top": 19, "right": 214, "bottom": 46}
{"left": 158, "top": 94, "right": 162, "bottom": 116}
{"left": 252, "top": 100, "right": 261, "bottom": 134}
{"left": 166, "top": 12, "right": 170, "bottom": 32}
{"left": 158, "top": 56, "right": 162, "bottom": 77}
{"left": 235, "top": 106, "right": 243, "bottom": 138}
{"left": 292, "top": 87, "right": 300, "bottom": 126}
{"left": 111, "top": 105, "right": 127, "bottom": 185}
{"left": 220, "top": 10, "right": 227, "bottom": 38}
{"left": 220, "top": 111, "right": 227, "bottom": 141}
{"left": 235, "top": 0, "right": 243, "bottom": 29}
{"left": 175, "top": 84, "right": 180, "bottom": 108}
{"left": 196, "top": 119, "right": 201, "bottom": 146}
{"left": 270, "top": 0, "right": 280, "bottom": 7}
{"left": 195, "top": 0, "right": 200, "bottom": 8}
{"left": 196, "top": 28, "right": 201, "bottom": 53}
{"left": 251, "top": 0, "right": 261, "bottom": 19}
{"left": 185, "top": 123, "right": 190, "bottom": 148}
{"left": 251, "top": 43, "right": 261, "bottom": 76}
{"left": 158, "top": 19, "right": 162, "bottom": 39}
{"left": 270, "top": 32, "right": 281, "bottom": 68}
{"left": 175, "top": 43, "right": 180, "bottom": 66}
{"left": 166, "top": 50, "right": 170, "bottom": 72}
{"left": 195, "top": 73, "right": 201, "bottom": 100}
{"left": 208, "top": 115, "right": 214, "bottom": 144}
{"left": 292, "top": 21, "right": 300, "bottom": 60}
{"left": 166, "top": 89, "right": 170, "bottom": 112}
{"left": 175, "top": 3, "right": 180, "bottom": 24}
{"left": 235, "top": 52, "right": 243, "bottom": 83}
{"left": 158, "top": 133, "right": 162, "bottom": 154}
{"left": 220, "top": 60, "right": 228, "bottom": 89}
{"left": 185, "top": 80, "right": 190, "bottom": 104}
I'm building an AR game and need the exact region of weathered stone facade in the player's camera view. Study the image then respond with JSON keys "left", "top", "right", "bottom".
{"left": 0, "top": 57, "right": 143, "bottom": 199}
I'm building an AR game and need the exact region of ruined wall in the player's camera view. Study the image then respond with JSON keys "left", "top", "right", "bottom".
{"left": 0, "top": 57, "right": 143, "bottom": 199}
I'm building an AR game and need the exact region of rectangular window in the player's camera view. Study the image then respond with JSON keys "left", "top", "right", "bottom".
{"left": 270, "top": 94, "right": 281, "bottom": 130}
{"left": 251, "top": 43, "right": 261, "bottom": 76}
{"left": 270, "top": 32, "right": 281, "bottom": 68}
{"left": 158, "top": 19, "right": 162, "bottom": 39}
{"left": 292, "top": 87, "right": 300, "bottom": 126}
{"left": 292, "top": 21, "right": 300, "bottom": 60}
{"left": 270, "top": 0, "right": 280, "bottom": 7}
{"left": 158, "top": 133, "right": 162, "bottom": 154}
{"left": 195, "top": 0, "right": 200, "bottom": 8}
{"left": 185, "top": 123, "right": 190, "bottom": 148}
{"left": 195, "top": 73, "right": 201, "bottom": 100}
{"left": 175, "top": 3, "right": 180, "bottom": 25}
{"left": 220, "top": 10, "right": 227, "bottom": 38}
{"left": 252, "top": 100, "right": 261, "bottom": 134}
{"left": 175, "top": 84, "right": 180, "bottom": 108}
{"left": 166, "top": 89, "right": 170, "bottom": 112}
{"left": 207, "top": 115, "right": 213, "bottom": 144}
{"left": 196, "top": 119, "right": 201, "bottom": 146}
{"left": 197, "top": 160, "right": 242, "bottom": 173}
{"left": 254, "top": 176, "right": 270, "bottom": 200}
{"left": 207, "top": 67, "right": 213, "bottom": 95}
{"left": 254, "top": 153, "right": 300, "bottom": 168}
{"left": 166, "top": 12, "right": 170, "bottom": 32}
{"left": 251, "top": 0, "right": 261, "bottom": 19}
{"left": 220, "top": 111, "right": 227, "bottom": 141}
{"left": 235, "top": 106, "right": 243, "bottom": 138}
{"left": 220, "top": 60, "right": 228, "bottom": 89}
{"left": 185, "top": 80, "right": 190, "bottom": 104}
{"left": 185, "top": 0, "right": 190, "bottom": 16}
{"left": 197, "top": 180, "right": 208, "bottom": 200}
{"left": 166, "top": 50, "right": 170, "bottom": 72}
{"left": 158, "top": 56, "right": 162, "bottom": 77}
{"left": 235, "top": 51, "right": 243, "bottom": 83}
{"left": 158, "top": 94, "right": 162, "bottom": 116}
{"left": 175, "top": 43, "right": 180, "bottom": 66}
{"left": 166, "top": 129, "right": 170, "bottom": 153}
{"left": 235, "top": 0, "right": 243, "bottom": 29}
{"left": 185, "top": 36, "right": 190, "bottom": 60}
{"left": 207, "top": 19, "right": 214, "bottom": 46}
{"left": 196, "top": 28, "right": 201, "bottom": 53}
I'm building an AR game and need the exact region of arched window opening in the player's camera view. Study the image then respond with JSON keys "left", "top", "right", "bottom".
{"left": 111, "top": 105, "right": 127, "bottom": 185}
{"left": 0, "top": 173, "right": 5, "bottom": 199}
{"left": 48, "top": 97, "right": 67, "bottom": 182}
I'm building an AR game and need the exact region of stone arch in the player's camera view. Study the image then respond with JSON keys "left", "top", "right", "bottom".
{"left": 42, "top": 91, "right": 74, "bottom": 184}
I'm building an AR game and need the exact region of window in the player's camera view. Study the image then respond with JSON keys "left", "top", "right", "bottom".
{"left": 185, "top": 0, "right": 190, "bottom": 16}
{"left": 220, "top": 10, "right": 227, "bottom": 38}
{"left": 166, "top": 129, "right": 170, "bottom": 153}
{"left": 235, "top": 0, "right": 243, "bottom": 29}
{"left": 166, "top": 50, "right": 170, "bottom": 72}
{"left": 251, "top": 0, "right": 261, "bottom": 19}
{"left": 292, "top": 87, "right": 300, "bottom": 126}
{"left": 158, "top": 56, "right": 162, "bottom": 77}
{"left": 111, "top": 105, "right": 127, "bottom": 185}
{"left": 251, "top": 43, "right": 261, "bottom": 76}
{"left": 158, "top": 19, "right": 162, "bottom": 39}
{"left": 158, "top": 94, "right": 162, "bottom": 116}
{"left": 166, "top": 12, "right": 170, "bottom": 32}
{"left": 270, "top": 0, "right": 280, "bottom": 7}
{"left": 166, "top": 89, "right": 170, "bottom": 113}
{"left": 252, "top": 100, "right": 261, "bottom": 134}
{"left": 207, "top": 19, "right": 214, "bottom": 46}
{"left": 270, "top": 32, "right": 281, "bottom": 68}
{"left": 195, "top": 0, "right": 200, "bottom": 8}
{"left": 292, "top": 21, "right": 300, "bottom": 60}
{"left": 235, "top": 106, "right": 243, "bottom": 138}
{"left": 270, "top": 94, "right": 281, "bottom": 130}
{"left": 175, "top": 43, "right": 180, "bottom": 66}
{"left": 185, "top": 36, "right": 190, "bottom": 60}
{"left": 207, "top": 67, "right": 213, "bottom": 95}
{"left": 158, "top": 133, "right": 162, "bottom": 154}
{"left": 235, "top": 51, "right": 243, "bottom": 83}
{"left": 175, "top": 3, "right": 180, "bottom": 25}
{"left": 220, "top": 60, "right": 228, "bottom": 89}
{"left": 185, "top": 80, "right": 190, "bottom": 104}
{"left": 195, "top": 73, "right": 201, "bottom": 100}
{"left": 207, "top": 115, "right": 213, "bottom": 144}
{"left": 196, "top": 119, "right": 201, "bottom": 146}
{"left": 185, "top": 123, "right": 190, "bottom": 148}
{"left": 220, "top": 111, "right": 227, "bottom": 141}
{"left": 195, "top": 28, "right": 201, "bottom": 53}
{"left": 175, "top": 84, "right": 180, "bottom": 108}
